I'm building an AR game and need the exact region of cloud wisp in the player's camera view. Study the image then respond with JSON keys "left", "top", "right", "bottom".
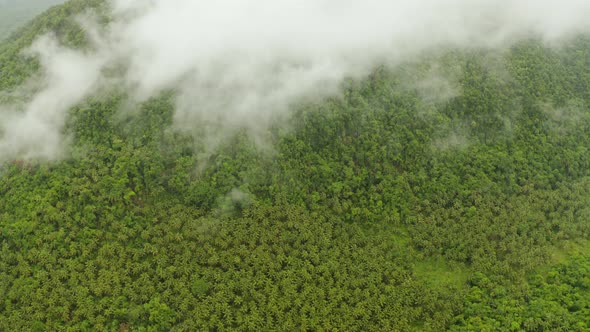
{"left": 1, "top": 0, "right": 590, "bottom": 160}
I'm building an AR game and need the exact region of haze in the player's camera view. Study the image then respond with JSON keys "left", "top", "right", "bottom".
{"left": 0, "top": 0, "right": 67, "bottom": 40}
{"left": 1, "top": 0, "right": 590, "bottom": 161}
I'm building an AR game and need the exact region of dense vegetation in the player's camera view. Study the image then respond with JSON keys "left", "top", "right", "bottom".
{"left": 2, "top": 1, "right": 590, "bottom": 330}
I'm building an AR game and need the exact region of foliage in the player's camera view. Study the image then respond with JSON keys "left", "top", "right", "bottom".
{"left": 2, "top": 1, "right": 590, "bottom": 330}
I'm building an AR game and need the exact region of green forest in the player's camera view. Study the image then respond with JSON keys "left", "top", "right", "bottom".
{"left": 2, "top": 1, "right": 590, "bottom": 331}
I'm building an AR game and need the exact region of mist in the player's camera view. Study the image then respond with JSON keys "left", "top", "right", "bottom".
{"left": 1, "top": 0, "right": 590, "bottom": 161}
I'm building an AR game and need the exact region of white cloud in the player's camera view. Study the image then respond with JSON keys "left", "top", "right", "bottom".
{"left": 2, "top": 0, "right": 590, "bottom": 160}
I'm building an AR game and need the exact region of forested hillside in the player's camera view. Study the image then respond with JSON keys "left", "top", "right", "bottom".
{"left": 2, "top": 1, "right": 590, "bottom": 331}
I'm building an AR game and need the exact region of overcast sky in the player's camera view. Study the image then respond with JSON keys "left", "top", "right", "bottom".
{"left": 0, "top": 0, "right": 66, "bottom": 39}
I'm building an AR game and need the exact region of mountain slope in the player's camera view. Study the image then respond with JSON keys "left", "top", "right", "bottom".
{"left": 1, "top": 1, "right": 590, "bottom": 331}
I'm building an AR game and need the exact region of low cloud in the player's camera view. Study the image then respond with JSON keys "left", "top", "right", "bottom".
{"left": 1, "top": 0, "right": 590, "bottom": 160}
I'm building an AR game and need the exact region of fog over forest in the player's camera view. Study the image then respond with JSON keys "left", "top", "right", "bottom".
{"left": 3, "top": 1, "right": 590, "bottom": 331}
